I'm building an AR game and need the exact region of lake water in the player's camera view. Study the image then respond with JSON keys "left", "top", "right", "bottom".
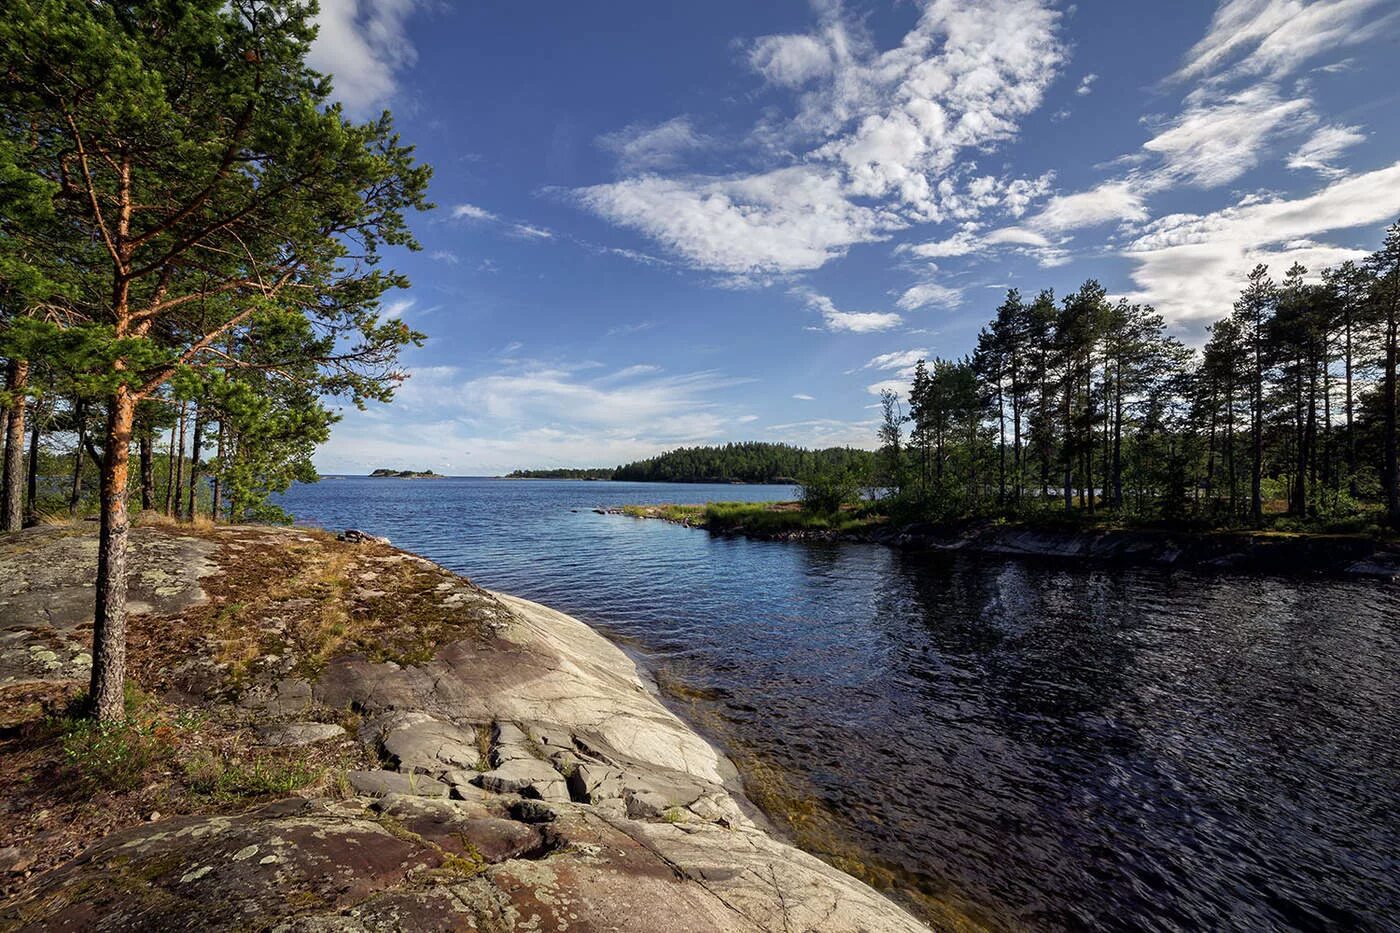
{"left": 277, "top": 476, "right": 1400, "bottom": 931}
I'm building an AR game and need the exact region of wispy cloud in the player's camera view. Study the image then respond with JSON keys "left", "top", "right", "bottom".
{"left": 794, "top": 288, "right": 903, "bottom": 333}
{"left": 1287, "top": 123, "right": 1366, "bottom": 176}
{"left": 597, "top": 117, "right": 713, "bottom": 172}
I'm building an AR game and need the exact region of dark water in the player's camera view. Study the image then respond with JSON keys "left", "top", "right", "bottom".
{"left": 277, "top": 477, "right": 1400, "bottom": 931}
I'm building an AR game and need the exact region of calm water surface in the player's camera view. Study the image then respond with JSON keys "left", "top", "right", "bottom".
{"left": 277, "top": 476, "right": 1400, "bottom": 931}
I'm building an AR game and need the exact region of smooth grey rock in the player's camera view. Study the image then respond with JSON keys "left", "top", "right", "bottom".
{"left": 473, "top": 758, "right": 569, "bottom": 802}
{"left": 255, "top": 722, "right": 346, "bottom": 746}
{"left": 346, "top": 770, "right": 448, "bottom": 798}
{"left": 625, "top": 790, "right": 670, "bottom": 820}
{"left": 567, "top": 762, "right": 623, "bottom": 803}
{"left": 381, "top": 716, "right": 480, "bottom": 774}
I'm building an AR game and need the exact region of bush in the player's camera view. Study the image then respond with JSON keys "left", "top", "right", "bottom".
{"left": 798, "top": 468, "right": 861, "bottom": 515}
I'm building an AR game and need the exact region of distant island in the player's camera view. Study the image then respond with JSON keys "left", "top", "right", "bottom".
{"left": 505, "top": 442, "right": 876, "bottom": 484}
{"left": 369, "top": 468, "right": 443, "bottom": 479}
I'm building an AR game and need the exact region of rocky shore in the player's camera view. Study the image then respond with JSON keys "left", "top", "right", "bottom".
{"left": 0, "top": 523, "right": 931, "bottom": 932}
{"left": 609, "top": 507, "right": 1400, "bottom": 581}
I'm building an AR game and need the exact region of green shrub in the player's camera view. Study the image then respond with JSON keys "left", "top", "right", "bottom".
{"left": 798, "top": 469, "right": 861, "bottom": 515}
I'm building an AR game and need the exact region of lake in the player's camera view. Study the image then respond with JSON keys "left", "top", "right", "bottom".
{"left": 277, "top": 476, "right": 1400, "bottom": 931}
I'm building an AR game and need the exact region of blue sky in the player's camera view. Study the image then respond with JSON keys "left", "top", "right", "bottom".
{"left": 305, "top": 0, "right": 1400, "bottom": 474}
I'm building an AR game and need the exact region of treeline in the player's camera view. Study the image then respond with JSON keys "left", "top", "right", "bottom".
{"left": 0, "top": 1, "right": 429, "bottom": 721}
{"left": 505, "top": 468, "right": 616, "bottom": 480}
{"left": 869, "top": 221, "right": 1400, "bottom": 531}
{"left": 612, "top": 442, "right": 876, "bottom": 484}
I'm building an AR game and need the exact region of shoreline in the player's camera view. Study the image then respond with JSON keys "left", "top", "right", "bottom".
{"left": 0, "top": 523, "right": 936, "bottom": 932}
{"left": 609, "top": 506, "right": 1400, "bottom": 581}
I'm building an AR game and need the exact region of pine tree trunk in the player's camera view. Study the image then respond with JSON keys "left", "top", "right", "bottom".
{"left": 139, "top": 429, "right": 154, "bottom": 512}
{"left": 1345, "top": 313, "right": 1357, "bottom": 498}
{"left": 1385, "top": 294, "right": 1398, "bottom": 525}
{"left": 1251, "top": 338, "right": 1263, "bottom": 526}
{"left": 70, "top": 399, "right": 86, "bottom": 514}
{"left": 25, "top": 410, "right": 41, "bottom": 525}
{"left": 163, "top": 418, "right": 178, "bottom": 515}
{"left": 1, "top": 359, "right": 29, "bottom": 532}
{"left": 210, "top": 420, "right": 225, "bottom": 522}
{"left": 186, "top": 404, "right": 204, "bottom": 520}
{"left": 91, "top": 388, "right": 136, "bottom": 723}
{"left": 172, "top": 404, "right": 187, "bottom": 520}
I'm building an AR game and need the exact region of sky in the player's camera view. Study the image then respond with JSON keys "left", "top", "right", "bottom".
{"left": 303, "top": 0, "right": 1400, "bottom": 475}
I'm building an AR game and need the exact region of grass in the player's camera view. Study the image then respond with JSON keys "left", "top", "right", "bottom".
{"left": 182, "top": 752, "right": 320, "bottom": 800}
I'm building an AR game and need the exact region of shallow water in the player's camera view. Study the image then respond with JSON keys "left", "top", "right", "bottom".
{"left": 277, "top": 476, "right": 1400, "bottom": 931}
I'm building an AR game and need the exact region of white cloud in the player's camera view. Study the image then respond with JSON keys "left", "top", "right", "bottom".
{"left": 904, "top": 230, "right": 981, "bottom": 259}
{"left": 1122, "top": 161, "right": 1400, "bottom": 328}
{"left": 579, "top": 167, "right": 893, "bottom": 275}
{"left": 1076, "top": 73, "right": 1098, "bottom": 96}
{"left": 429, "top": 250, "right": 459, "bottom": 264}
{"left": 580, "top": 0, "right": 1067, "bottom": 273}
{"left": 597, "top": 117, "right": 712, "bottom": 172}
{"left": 508, "top": 223, "right": 554, "bottom": 240}
{"left": 1287, "top": 123, "right": 1366, "bottom": 176}
{"left": 315, "top": 358, "right": 765, "bottom": 474}
{"left": 748, "top": 33, "right": 836, "bottom": 87}
{"left": 379, "top": 298, "right": 414, "bottom": 320}
{"left": 794, "top": 289, "right": 903, "bottom": 333}
{"left": 452, "top": 203, "right": 499, "bottom": 222}
{"left": 1030, "top": 181, "right": 1150, "bottom": 231}
{"left": 792, "top": 393, "right": 816, "bottom": 401}
{"left": 864, "top": 349, "right": 929, "bottom": 373}
{"left": 1141, "top": 84, "right": 1314, "bottom": 188}
{"left": 308, "top": 0, "right": 423, "bottom": 115}
{"left": 1174, "top": 0, "right": 1394, "bottom": 84}
{"left": 896, "top": 281, "right": 963, "bottom": 311}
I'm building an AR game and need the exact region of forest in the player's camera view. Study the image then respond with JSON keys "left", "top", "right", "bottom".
{"left": 0, "top": 0, "right": 429, "bottom": 720}
{"left": 508, "top": 442, "right": 876, "bottom": 484}
{"left": 613, "top": 442, "right": 876, "bottom": 484}
{"left": 867, "top": 224, "right": 1400, "bottom": 533}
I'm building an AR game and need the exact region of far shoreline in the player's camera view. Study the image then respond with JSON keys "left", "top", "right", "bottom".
{"left": 608, "top": 504, "right": 1400, "bottom": 582}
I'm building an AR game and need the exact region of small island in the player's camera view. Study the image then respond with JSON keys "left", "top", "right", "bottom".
{"left": 369, "top": 468, "right": 443, "bottom": 479}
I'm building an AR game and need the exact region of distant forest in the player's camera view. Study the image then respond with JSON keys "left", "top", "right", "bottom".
{"left": 505, "top": 442, "right": 876, "bottom": 484}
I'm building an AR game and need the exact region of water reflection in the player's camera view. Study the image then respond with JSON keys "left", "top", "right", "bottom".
{"left": 278, "top": 477, "right": 1400, "bottom": 931}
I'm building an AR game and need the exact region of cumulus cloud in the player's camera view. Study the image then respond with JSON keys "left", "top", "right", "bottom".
{"left": 579, "top": 0, "right": 1067, "bottom": 275}
{"left": 579, "top": 167, "right": 893, "bottom": 276}
{"left": 1122, "top": 161, "right": 1400, "bottom": 328}
{"left": 1076, "top": 73, "right": 1098, "bottom": 96}
{"left": 308, "top": 0, "right": 424, "bottom": 115}
{"left": 794, "top": 288, "right": 903, "bottom": 333}
{"left": 748, "top": 33, "right": 836, "bottom": 87}
{"left": 1287, "top": 123, "right": 1366, "bottom": 176}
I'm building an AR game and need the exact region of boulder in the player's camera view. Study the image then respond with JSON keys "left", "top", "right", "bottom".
{"left": 339, "top": 529, "right": 390, "bottom": 545}
{"left": 346, "top": 770, "right": 449, "bottom": 798}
